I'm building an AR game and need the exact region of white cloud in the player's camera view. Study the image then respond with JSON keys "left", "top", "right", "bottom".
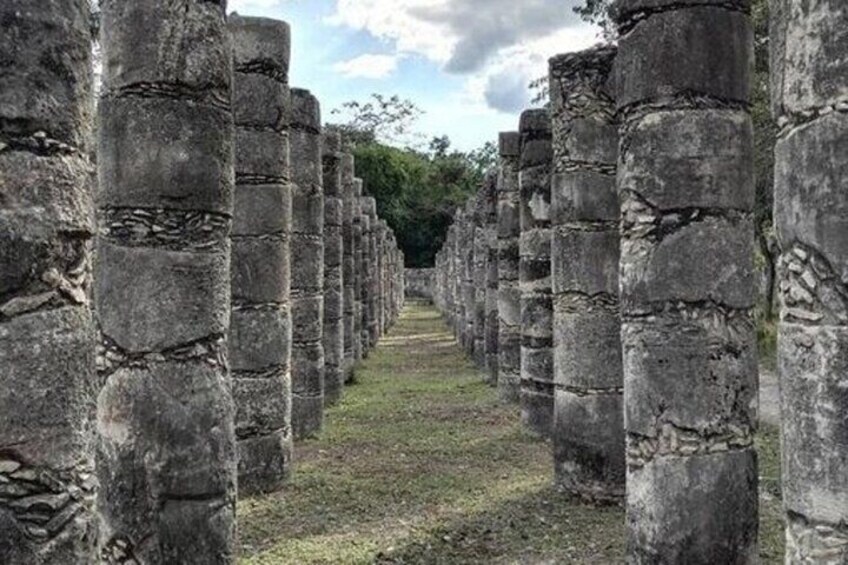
{"left": 332, "top": 53, "right": 402, "bottom": 79}
{"left": 328, "top": 0, "right": 602, "bottom": 112}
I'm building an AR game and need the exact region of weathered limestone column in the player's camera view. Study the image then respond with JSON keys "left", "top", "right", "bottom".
{"left": 359, "top": 194, "right": 373, "bottom": 356}
{"left": 290, "top": 88, "right": 325, "bottom": 439}
{"left": 0, "top": 3, "right": 97, "bottom": 562}
{"left": 498, "top": 132, "right": 522, "bottom": 403}
{"left": 363, "top": 197, "right": 380, "bottom": 350}
{"left": 96, "top": 0, "right": 237, "bottom": 560}
{"left": 341, "top": 152, "right": 356, "bottom": 382}
{"left": 483, "top": 171, "right": 500, "bottom": 385}
{"left": 453, "top": 208, "right": 466, "bottom": 342}
{"left": 518, "top": 109, "right": 554, "bottom": 438}
{"left": 322, "top": 132, "right": 344, "bottom": 405}
{"left": 375, "top": 219, "right": 387, "bottom": 339}
{"left": 462, "top": 200, "right": 477, "bottom": 355}
{"left": 352, "top": 179, "right": 364, "bottom": 363}
{"left": 473, "top": 192, "right": 488, "bottom": 369}
{"left": 772, "top": 3, "right": 848, "bottom": 560}
{"left": 614, "top": 1, "right": 758, "bottom": 561}
{"left": 229, "top": 16, "right": 293, "bottom": 495}
{"left": 550, "top": 47, "right": 623, "bottom": 503}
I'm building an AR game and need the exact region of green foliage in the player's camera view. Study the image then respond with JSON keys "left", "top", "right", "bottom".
{"left": 351, "top": 142, "right": 484, "bottom": 268}
{"left": 331, "top": 93, "right": 494, "bottom": 268}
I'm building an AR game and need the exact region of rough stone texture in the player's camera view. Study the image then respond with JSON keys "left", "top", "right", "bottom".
{"left": 472, "top": 193, "right": 488, "bottom": 370}
{"left": 614, "top": 1, "right": 758, "bottom": 562}
{"left": 482, "top": 172, "right": 500, "bottom": 386}
{"left": 772, "top": 2, "right": 848, "bottom": 561}
{"left": 405, "top": 269, "right": 434, "bottom": 300}
{"left": 352, "top": 179, "right": 364, "bottom": 364}
{"left": 0, "top": 2, "right": 97, "bottom": 562}
{"left": 497, "top": 132, "right": 522, "bottom": 403}
{"left": 229, "top": 16, "right": 293, "bottom": 496}
{"left": 95, "top": 1, "right": 237, "bottom": 562}
{"left": 549, "top": 47, "right": 624, "bottom": 503}
{"left": 322, "top": 132, "right": 345, "bottom": 406}
{"left": 341, "top": 152, "right": 356, "bottom": 382}
{"left": 362, "top": 197, "right": 380, "bottom": 351}
{"left": 519, "top": 109, "right": 554, "bottom": 438}
{"left": 462, "top": 200, "right": 477, "bottom": 356}
{"left": 290, "top": 88, "right": 325, "bottom": 440}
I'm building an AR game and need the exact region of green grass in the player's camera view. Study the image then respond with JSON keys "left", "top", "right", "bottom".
{"left": 238, "top": 301, "right": 785, "bottom": 564}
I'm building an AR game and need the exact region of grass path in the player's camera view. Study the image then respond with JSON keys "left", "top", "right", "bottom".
{"left": 238, "top": 301, "right": 785, "bottom": 564}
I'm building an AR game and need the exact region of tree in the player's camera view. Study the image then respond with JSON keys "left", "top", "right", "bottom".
{"left": 330, "top": 93, "right": 423, "bottom": 147}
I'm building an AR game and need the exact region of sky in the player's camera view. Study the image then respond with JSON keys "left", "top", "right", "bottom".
{"left": 228, "top": 0, "right": 602, "bottom": 152}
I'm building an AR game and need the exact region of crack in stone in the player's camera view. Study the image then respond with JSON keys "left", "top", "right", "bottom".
{"left": 103, "top": 82, "right": 230, "bottom": 113}
{"left": 614, "top": 1, "right": 751, "bottom": 35}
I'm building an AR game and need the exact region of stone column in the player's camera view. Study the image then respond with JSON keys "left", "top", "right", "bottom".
{"left": 363, "top": 197, "right": 380, "bottom": 350}
{"left": 550, "top": 47, "right": 623, "bottom": 503}
{"left": 290, "top": 88, "right": 324, "bottom": 439}
{"left": 322, "top": 132, "right": 344, "bottom": 405}
{"left": 453, "top": 208, "right": 466, "bottom": 342}
{"left": 341, "top": 152, "right": 356, "bottom": 382}
{"left": 352, "top": 179, "right": 364, "bottom": 363}
{"left": 519, "top": 109, "right": 554, "bottom": 438}
{"left": 772, "top": 3, "right": 848, "bottom": 560}
{"left": 359, "top": 193, "right": 373, "bottom": 357}
{"left": 473, "top": 192, "right": 488, "bottom": 369}
{"left": 483, "top": 171, "right": 500, "bottom": 386}
{"left": 375, "top": 219, "right": 387, "bottom": 339}
{"left": 229, "top": 16, "right": 293, "bottom": 495}
{"left": 463, "top": 200, "right": 477, "bottom": 355}
{"left": 498, "top": 132, "right": 522, "bottom": 403}
{"left": 96, "top": 1, "right": 237, "bottom": 561}
{"left": 0, "top": 3, "right": 97, "bottom": 562}
{"left": 613, "top": 2, "right": 758, "bottom": 562}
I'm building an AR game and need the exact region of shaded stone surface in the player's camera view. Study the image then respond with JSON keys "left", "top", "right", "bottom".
{"left": 229, "top": 15, "right": 293, "bottom": 495}
{"left": 95, "top": 0, "right": 237, "bottom": 561}
{"left": 519, "top": 109, "right": 554, "bottom": 438}
{"left": 341, "top": 152, "right": 357, "bottom": 381}
{"left": 549, "top": 46, "right": 624, "bottom": 503}
{"left": 322, "top": 132, "right": 345, "bottom": 405}
{"left": 497, "top": 132, "right": 522, "bottom": 403}
{"left": 772, "top": 1, "right": 848, "bottom": 560}
{"left": 290, "top": 88, "right": 325, "bottom": 440}
{"left": 614, "top": 0, "right": 758, "bottom": 561}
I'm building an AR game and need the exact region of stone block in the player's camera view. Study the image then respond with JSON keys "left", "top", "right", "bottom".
{"left": 230, "top": 308, "right": 291, "bottom": 372}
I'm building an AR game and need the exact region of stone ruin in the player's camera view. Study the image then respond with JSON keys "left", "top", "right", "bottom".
{"left": 0, "top": 3, "right": 404, "bottom": 563}
{"left": 431, "top": 1, "right": 848, "bottom": 563}
{"left": 1, "top": 0, "right": 847, "bottom": 564}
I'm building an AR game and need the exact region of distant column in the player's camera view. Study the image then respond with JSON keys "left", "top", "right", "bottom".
{"left": 229, "top": 15, "right": 293, "bottom": 495}
{"left": 341, "top": 152, "right": 357, "bottom": 381}
{"left": 483, "top": 172, "right": 500, "bottom": 386}
{"left": 352, "top": 179, "right": 364, "bottom": 364}
{"left": 96, "top": 0, "right": 237, "bottom": 560}
{"left": 497, "top": 132, "right": 522, "bottom": 403}
{"left": 518, "top": 109, "right": 554, "bottom": 438}
{"left": 549, "top": 47, "right": 623, "bottom": 502}
{"left": 364, "top": 197, "right": 381, "bottom": 349}
{"left": 290, "top": 88, "right": 325, "bottom": 439}
{"left": 614, "top": 0, "right": 758, "bottom": 561}
{"left": 473, "top": 192, "right": 488, "bottom": 369}
{"left": 0, "top": 2, "right": 97, "bottom": 562}
{"left": 462, "top": 201, "right": 476, "bottom": 355}
{"left": 322, "top": 132, "right": 345, "bottom": 405}
{"left": 359, "top": 193, "right": 373, "bottom": 357}
{"left": 772, "top": 2, "right": 848, "bottom": 560}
